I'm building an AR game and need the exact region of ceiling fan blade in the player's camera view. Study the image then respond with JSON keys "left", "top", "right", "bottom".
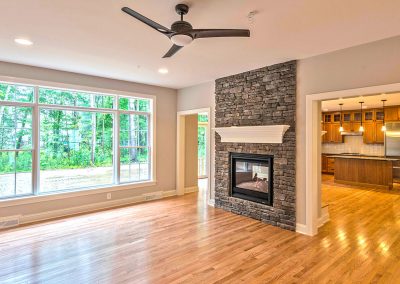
{"left": 163, "top": 44, "right": 183, "bottom": 58}
{"left": 122, "top": 7, "right": 172, "bottom": 36}
{"left": 189, "top": 29, "right": 250, "bottom": 39}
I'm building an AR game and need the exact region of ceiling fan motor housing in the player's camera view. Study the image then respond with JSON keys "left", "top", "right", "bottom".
{"left": 171, "top": 21, "right": 193, "bottom": 34}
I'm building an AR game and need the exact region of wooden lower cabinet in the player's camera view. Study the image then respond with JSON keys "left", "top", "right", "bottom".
{"left": 322, "top": 155, "right": 335, "bottom": 174}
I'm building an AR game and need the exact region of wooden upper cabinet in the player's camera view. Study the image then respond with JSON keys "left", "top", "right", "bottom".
{"left": 343, "top": 113, "right": 351, "bottom": 122}
{"left": 363, "top": 122, "right": 376, "bottom": 144}
{"left": 323, "top": 123, "right": 343, "bottom": 143}
{"left": 331, "top": 124, "right": 343, "bottom": 143}
{"left": 342, "top": 122, "right": 352, "bottom": 132}
{"left": 376, "top": 109, "right": 385, "bottom": 121}
{"left": 385, "top": 107, "right": 399, "bottom": 121}
{"left": 353, "top": 112, "right": 362, "bottom": 122}
{"left": 363, "top": 121, "right": 385, "bottom": 144}
{"left": 375, "top": 121, "right": 385, "bottom": 144}
{"left": 363, "top": 110, "right": 374, "bottom": 122}
{"left": 332, "top": 113, "right": 341, "bottom": 123}
{"left": 323, "top": 114, "right": 332, "bottom": 123}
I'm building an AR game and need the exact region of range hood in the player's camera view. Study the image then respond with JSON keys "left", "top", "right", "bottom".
{"left": 340, "top": 131, "right": 363, "bottom": 136}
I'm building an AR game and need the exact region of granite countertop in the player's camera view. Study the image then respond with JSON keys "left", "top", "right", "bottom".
{"left": 326, "top": 155, "right": 400, "bottom": 161}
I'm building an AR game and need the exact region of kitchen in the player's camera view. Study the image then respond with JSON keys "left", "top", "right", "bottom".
{"left": 321, "top": 93, "right": 400, "bottom": 190}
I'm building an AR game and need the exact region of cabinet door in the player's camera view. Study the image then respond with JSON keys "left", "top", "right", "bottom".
{"left": 342, "top": 122, "right": 352, "bottom": 132}
{"left": 385, "top": 107, "right": 399, "bottom": 121}
{"left": 363, "top": 111, "right": 374, "bottom": 122}
{"left": 375, "top": 121, "right": 385, "bottom": 144}
{"left": 376, "top": 110, "right": 384, "bottom": 121}
{"left": 343, "top": 113, "right": 351, "bottom": 122}
{"left": 352, "top": 122, "right": 361, "bottom": 132}
{"left": 353, "top": 112, "right": 362, "bottom": 122}
{"left": 324, "top": 114, "right": 332, "bottom": 123}
{"left": 333, "top": 113, "right": 341, "bottom": 123}
{"left": 321, "top": 155, "right": 328, "bottom": 172}
{"left": 325, "top": 123, "right": 333, "bottom": 143}
{"left": 331, "top": 124, "right": 343, "bottom": 143}
{"left": 327, "top": 158, "right": 335, "bottom": 173}
{"left": 363, "top": 122, "right": 375, "bottom": 144}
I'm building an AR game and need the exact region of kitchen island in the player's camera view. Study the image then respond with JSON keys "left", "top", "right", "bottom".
{"left": 327, "top": 155, "right": 400, "bottom": 190}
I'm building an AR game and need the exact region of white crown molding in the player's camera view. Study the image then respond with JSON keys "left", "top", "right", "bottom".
{"left": 214, "top": 125, "right": 290, "bottom": 144}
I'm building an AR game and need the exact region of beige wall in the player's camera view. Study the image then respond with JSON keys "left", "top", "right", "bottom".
{"left": 296, "top": 35, "right": 400, "bottom": 224}
{"left": 177, "top": 81, "right": 215, "bottom": 200}
{"left": 0, "top": 61, "right": 177, "bottom": 219}
{"left": 184, "top": 115, "right": 198, "bottom": 188}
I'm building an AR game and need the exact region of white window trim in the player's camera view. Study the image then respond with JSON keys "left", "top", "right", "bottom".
{"left": 0, "top": 76, "right": 157, "bottom": 204}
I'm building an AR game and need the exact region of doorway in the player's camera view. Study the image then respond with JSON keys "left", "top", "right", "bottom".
{"left": 304, "top": 82, "right": 400, "bottom": 236}
{"left": 177, "top": 108, "right": 211, "bottom": 204}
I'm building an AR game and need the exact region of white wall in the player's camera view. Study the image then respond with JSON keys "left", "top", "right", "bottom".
{"left": 297, "top": 35, "right": 400, "bottom": 224}
{"left": 0, "top": 61, "right": 177, "bottom": 219}
{"left": 177, "top": 81, "right": 215, "bottom": 201}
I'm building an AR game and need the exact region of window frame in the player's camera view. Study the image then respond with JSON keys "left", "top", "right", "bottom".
{"left": 0, "top": 78, "right": 156, "bottom": 201}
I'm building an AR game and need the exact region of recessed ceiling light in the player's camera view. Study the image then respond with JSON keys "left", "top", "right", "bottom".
{"left": 158, "top": 68, "right": 168, "bottom": 74}
{"left": 323, "top": 108, "right": 329, "bottom": 112}
{"left": 14, "top": 38, "right": 33, "bottom": 46}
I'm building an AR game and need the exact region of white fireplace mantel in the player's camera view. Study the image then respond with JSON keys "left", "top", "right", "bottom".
{"left": 214, "top": 125, "right": 290, "bottom": 144}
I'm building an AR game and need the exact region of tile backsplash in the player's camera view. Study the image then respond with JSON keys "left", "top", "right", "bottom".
{"left": 322, "top": 136, "right": 385, "bottom": 156}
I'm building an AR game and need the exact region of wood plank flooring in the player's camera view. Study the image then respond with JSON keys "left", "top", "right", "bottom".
{"left": 1, "top": 178, "right": 400, "bottom": 283}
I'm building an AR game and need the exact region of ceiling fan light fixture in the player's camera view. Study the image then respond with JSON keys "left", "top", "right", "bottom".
{"left": 170, "top": 34, "right": 193, "bottom": 47}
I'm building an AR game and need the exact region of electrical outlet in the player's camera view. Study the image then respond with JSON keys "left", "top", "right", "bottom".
{"left": 107, "top": 193, "right": 112, "bottom": 200}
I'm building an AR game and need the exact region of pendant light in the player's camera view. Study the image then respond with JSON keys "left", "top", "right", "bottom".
{"left": 359, "top": 102, "right": 364, "bottom": 132}
{"left": 339, "top": 103, "right": 344, "bottom": 132}
{"left": 381, "top": 99, "right": 387, "bottom": 132}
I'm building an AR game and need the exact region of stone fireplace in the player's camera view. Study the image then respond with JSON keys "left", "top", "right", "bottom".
{"left": 214, "top": 61, "right": 296, "bottom": 231}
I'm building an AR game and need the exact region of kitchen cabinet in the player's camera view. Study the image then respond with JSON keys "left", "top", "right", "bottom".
{"left": 343, "top": 112, "right": 352, "bottom": 122}
{"left": 385, "top": 107, "right": 399, "bottom": 121}
{"left": 321, "top": 155, "right": 335, "bottom": 174}
{"left": 375, "top": 121, "right": 385, "bottom": 143}
{"left": 353, "top": 112, "right": 362, "bottom": 122}
{"left": 323, "top": 114, "right": 332, "bottom": 123}
{"left": 376, "top": 110, "right": 385, "bottom": 121}
{"left": 321, "top": 155, "right": 328, "bottom": 173}
{"left": 323, "top": 123, "right": 343, "bottom": 143}
{"left": 363, "top": 122, "right": 385, "bottom": 144}
{"left": 322, "top": 105, "right": 400, "bottom": 145}
{"left": 333, "top": 113, "right": 341, "bottom": 123}
{"left": 363, "top": 110, "right": 374, "bottom": 122}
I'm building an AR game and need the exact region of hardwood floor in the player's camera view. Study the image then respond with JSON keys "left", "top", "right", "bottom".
{"left": 1, "top": 178, "right": 400, "bottom": 283}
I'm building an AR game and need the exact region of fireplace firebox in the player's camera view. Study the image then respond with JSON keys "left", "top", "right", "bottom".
{"left": 231, "top": 153, "right": 273, "bottom": 205}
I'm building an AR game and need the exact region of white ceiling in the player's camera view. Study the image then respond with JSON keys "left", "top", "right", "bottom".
{"left": 322, "top": 93, "right": 400, "bottom": 112}
{"left": 1, "top": 0, "right": 400, "bottom": 89}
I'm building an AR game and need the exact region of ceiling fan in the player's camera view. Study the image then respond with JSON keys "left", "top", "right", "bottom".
{"left": 121, "top": 4, "right": 250, "bottom": 58}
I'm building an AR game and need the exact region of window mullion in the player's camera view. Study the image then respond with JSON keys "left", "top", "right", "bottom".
{"left": 114, "top": 104, "right": 120, "bottom": 185}
{"left": 32, "top": 86, "right": 40, "bottom": 195}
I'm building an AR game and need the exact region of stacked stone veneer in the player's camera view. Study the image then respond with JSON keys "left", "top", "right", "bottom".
{"left": 215, "top": 61, "right": 296, "bottom": 231}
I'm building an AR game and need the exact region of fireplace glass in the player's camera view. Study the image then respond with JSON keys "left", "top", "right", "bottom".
{"left": 231, "top": 153, "right": 273, "bottom": 205}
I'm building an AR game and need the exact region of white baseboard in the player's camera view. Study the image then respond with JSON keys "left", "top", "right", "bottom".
{"left": 19, "top": 190, "right": 177, "bottom": 226}
{"left": 296, "top": 223, "right": 310, "bottom": 235}
{"left": 208, "top": 199, "right": 215, "bottom": 207}
{"left": 318, "top": 205, "right": 330, "bottom": 228}
{"left": 184, "top": 186, "right": 199, "bottom": 193}
{"left": 296, "top": 205, "right": 330, "bottom": 236}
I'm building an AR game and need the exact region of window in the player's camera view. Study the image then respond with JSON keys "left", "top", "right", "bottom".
{"left": 198, "top": 113, "right": 208, "bottom": 178}
{"left": 0, "top": 81, "right": 154, "bottom": 199}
